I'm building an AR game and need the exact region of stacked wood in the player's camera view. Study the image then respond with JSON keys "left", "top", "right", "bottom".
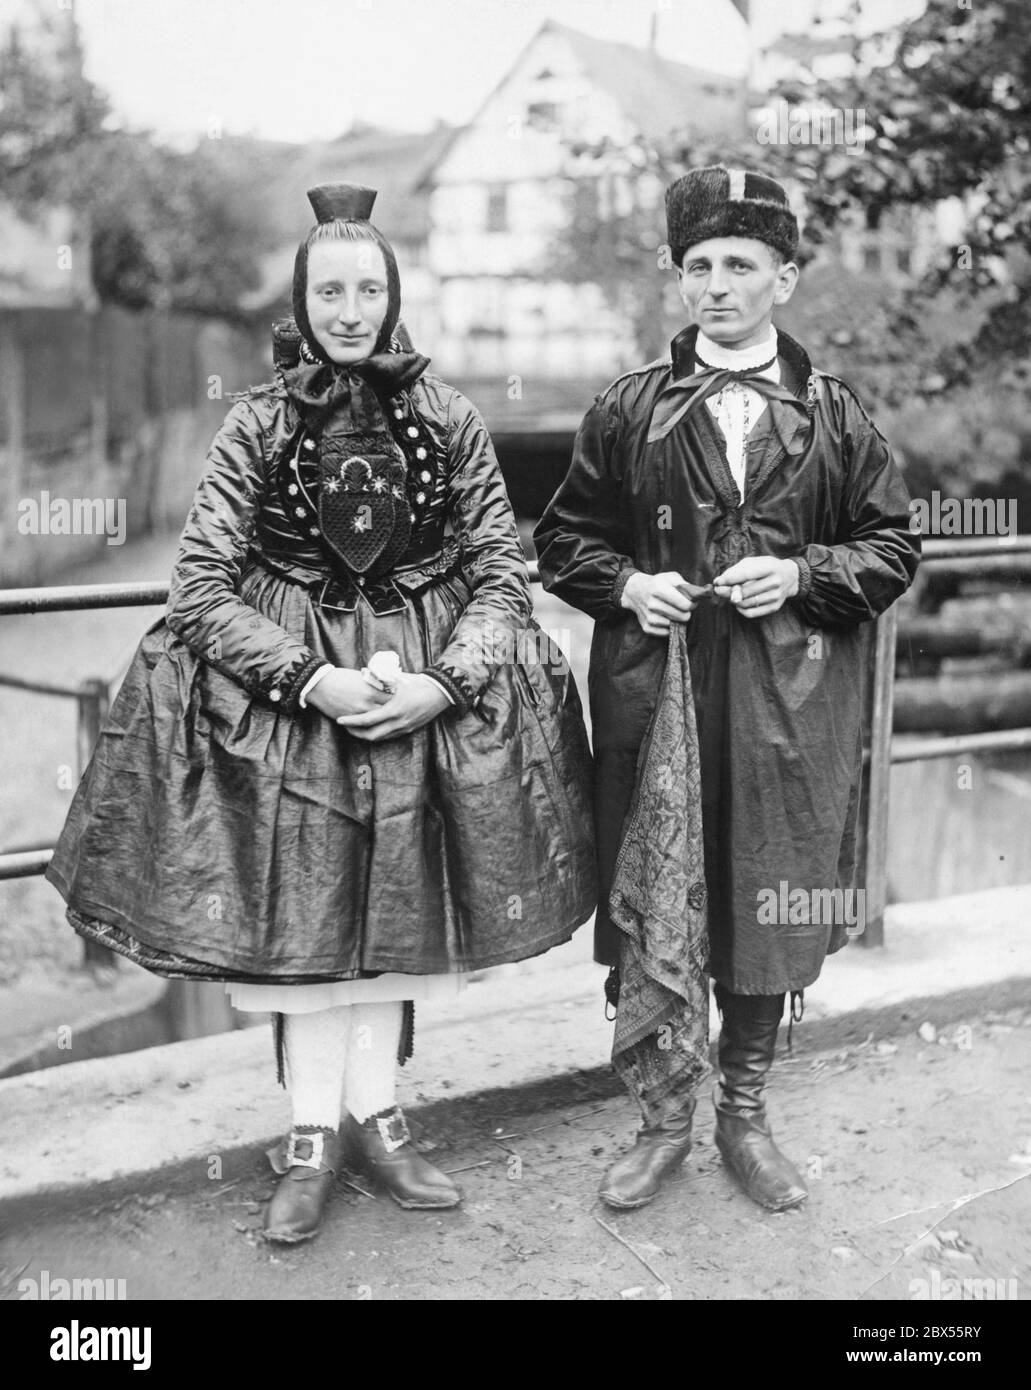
{"left": 893, "top": 669, "right": 1031, "bottom": 734}
{"left": 916, "top": 553, "right": 1031, "bottom": 609}
{"left": 896, "top": 614, "right": 1031, "bottom": 666}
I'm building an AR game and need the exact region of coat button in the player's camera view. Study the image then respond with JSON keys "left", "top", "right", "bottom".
{"left": 407, "top": 426, "right": 419, "bottom": 438}
{"left": 415, "top": 447, "right": 427, "bottom": 460}
{"left": 269, "top": 689, "right": 282, "bottom": 703}
{"left": 394, "top": 408, "right": 404, "bottom": 420}
{"left": 357, "top": 576, "right": 366, "bottom": 586}
{"left": 420, "top": 470, "right": 431, "bottom": 483}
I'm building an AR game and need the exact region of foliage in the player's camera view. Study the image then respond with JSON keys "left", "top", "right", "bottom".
{"left": 546, "top": 173, "right": 678, "bottom": 366}
{"left": 0, "top": 7, "right": 269, "bottom": 316}
{"left": 547, "top": 0, "right": 1031, "bottom": 404}
{"left": 0, "top": 8, "right": 108, "bottom": 192}
{"left": 768, "top": 0, "right": 1031, "bottom": 392}
{"left": 84, "top": 136, "right": 272, "bottom": 316}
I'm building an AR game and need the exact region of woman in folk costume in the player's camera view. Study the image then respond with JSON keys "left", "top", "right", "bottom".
{"left": 47, "top": 182, "right": 595, "bottom": 1243}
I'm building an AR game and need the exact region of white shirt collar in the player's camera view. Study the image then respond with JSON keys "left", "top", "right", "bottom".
{"left": 694, "top": 326, "right": 779, "bottom": 376}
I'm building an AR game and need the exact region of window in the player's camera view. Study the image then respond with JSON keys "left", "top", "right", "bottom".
{"left": 573, "top": 179, "right": 598, "bottom": 223}
{"left": 486, "top": 184, "right": 508, "bottom": 233}
{"left": 862, "top": 243, "right": 881, "bottom": 273}
{"left": 526, "top": 100, "right": 560, "bottom": 128}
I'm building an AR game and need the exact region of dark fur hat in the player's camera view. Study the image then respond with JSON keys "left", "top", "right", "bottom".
{"left": 292, "top": 183, "right": 401, "bottom": 362}
{"left": 666, "top": 165, "right": 799, "bottom": 265}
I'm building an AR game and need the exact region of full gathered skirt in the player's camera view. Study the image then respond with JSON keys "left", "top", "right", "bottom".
{"left": 47, "top": 563, "right": 597, "bottom": 983}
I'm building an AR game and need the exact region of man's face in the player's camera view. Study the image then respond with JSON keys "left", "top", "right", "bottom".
{"left": 305, "top": 238, "right": 390, "bottom": 365}
{"left": 677, "top": 236, "right": 798, "bottom": 350}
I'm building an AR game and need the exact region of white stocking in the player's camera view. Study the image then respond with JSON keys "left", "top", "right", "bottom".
{"left": 344, "top": 1001, "right": 403, "bottom": 1123}
{"left": 284, "top": 1005, "right": 350, "bottom": 1131}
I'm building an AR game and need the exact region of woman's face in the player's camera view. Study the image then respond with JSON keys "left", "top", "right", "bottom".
{"left": 305, "top": 237, "right": 390, "bottom": 365}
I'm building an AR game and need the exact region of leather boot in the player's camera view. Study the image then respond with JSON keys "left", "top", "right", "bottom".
{"left": 263, "top": 1127, "right": 341, "bottom": 1243}
{"left": 341, "top": 1107, "right": 461, "bottom": 1210}
{"left": 713, "top": 988, "right": 807, "bottom": 1212}
{"left": 598, "top": 1101, "right": 696, "bottom": 1210}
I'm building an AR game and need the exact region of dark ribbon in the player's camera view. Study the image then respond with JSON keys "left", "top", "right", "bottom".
{"left": 647, "top": 359, "right": 809, "bottom": 449}
{"left": 696, "top": 352, "right": 777, "bottom": 376}
{"left": 281, "top": 350, "right": 430, "bottom": 431}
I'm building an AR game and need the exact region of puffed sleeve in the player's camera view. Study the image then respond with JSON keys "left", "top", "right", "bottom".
{"left": 421, "top": 390, "right": 532, "bottom": 713}
{"left": 165, "top": 398, "right": 326, "bottom": 712}
{"left": 533, "top": 392, "right": 639, "bottom": 621}
{"left": 793, "top": 390, "right": 920, "bottom": 626}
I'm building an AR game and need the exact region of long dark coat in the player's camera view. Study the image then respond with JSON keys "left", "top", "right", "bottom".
{"left": 47, "top": 364, "right": 596, "bottom": 983}
{"left": 535, "top": 326, "right": 920, "bottom": 995}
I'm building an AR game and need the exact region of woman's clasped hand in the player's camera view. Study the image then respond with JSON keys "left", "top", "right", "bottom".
{"left": 306, "top": 665, "right": 451, "bottom": 739}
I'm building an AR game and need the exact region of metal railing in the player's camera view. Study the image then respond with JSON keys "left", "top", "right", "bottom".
{"left": 2, "top": 539, "right": 1029, "bottom": 953}
{"left": 859, "top": 535, "right": 1031, "bottom": 944}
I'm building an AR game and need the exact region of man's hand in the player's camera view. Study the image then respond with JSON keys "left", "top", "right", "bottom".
{"left": 621, "top": 571, "right": 697, "bottom": 637}
{"left": 336, "top": 673, "right": 451, "bottom": 742}
{"left": 714, "top": 556, "right": 800, "bottom": 619}
{"left": 305, "top": 668, "right": 392, "bottom": 720}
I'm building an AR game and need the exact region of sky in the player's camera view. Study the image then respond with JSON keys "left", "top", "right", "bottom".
{"left": 58, "top": 0, "right": 921, "bottom": 145}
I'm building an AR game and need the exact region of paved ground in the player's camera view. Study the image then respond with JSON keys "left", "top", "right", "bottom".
{"left": 3, "top": 1002, "right": 1029, "bottom": 1302}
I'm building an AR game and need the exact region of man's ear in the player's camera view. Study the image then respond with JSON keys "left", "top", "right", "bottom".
{"left": 773, "top": 260, "right": 799, "bottom": 306}
{"left": 675, "top": 264, "right": 690, "bottom": 310}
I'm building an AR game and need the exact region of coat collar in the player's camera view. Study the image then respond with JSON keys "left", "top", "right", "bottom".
{"left": 670, "top": 323, "right": 813, "bottom": 400}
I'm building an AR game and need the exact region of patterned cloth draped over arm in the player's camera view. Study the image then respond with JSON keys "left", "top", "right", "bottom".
{"left": 608, "top": 622, "right": 711, "bottom": 1126}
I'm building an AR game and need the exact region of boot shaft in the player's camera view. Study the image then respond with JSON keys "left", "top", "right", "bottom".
{"left": 715, "top": 989, "right": 785, "bottom": 1115}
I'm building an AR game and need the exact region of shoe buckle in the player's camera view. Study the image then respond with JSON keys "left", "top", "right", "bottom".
{"left": 284, "top": 1130, "right": 325, "bottom": 1170}
{"left": 375, "top": 1108, "right": 411, "bottom": 1155}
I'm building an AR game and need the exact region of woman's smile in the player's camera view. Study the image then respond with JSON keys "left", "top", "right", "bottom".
{"left": 306, "top": 239, "right": 389, "bottom": 364}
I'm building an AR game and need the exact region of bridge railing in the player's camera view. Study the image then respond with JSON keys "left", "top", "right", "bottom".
{"left": 859, "top": 535, "right": 1031, "bottom": 944}
{"left": 2, "top": 538, "right": 1029, "bottom": 956}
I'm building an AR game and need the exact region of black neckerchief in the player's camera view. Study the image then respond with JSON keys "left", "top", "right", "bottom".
{"left": 648, "top": 325, "right": 812, "bottom": 446}
{"left": 280, "top": 350, "right": 430, "bottom": 431}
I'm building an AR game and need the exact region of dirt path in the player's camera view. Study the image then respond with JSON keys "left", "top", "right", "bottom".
{"left": 3, "top": 1005, "right": 1029, "bottom": 1302}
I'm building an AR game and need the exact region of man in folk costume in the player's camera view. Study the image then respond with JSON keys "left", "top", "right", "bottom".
{"left": 535, "top": 166, "right": 920, "bottom": 1212}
